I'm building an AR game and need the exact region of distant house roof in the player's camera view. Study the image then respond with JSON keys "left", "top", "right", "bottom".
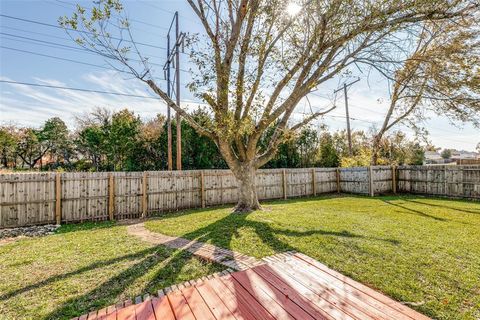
{"left": 451, "top": 151, "right": 479, "bottom": 160}
{"left": 424, "top": 151, "right": 442, "bottom": 160}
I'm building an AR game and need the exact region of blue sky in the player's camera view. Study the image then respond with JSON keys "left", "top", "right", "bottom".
{"left": 1, "top": 0, "right": 478, "bottom": 151}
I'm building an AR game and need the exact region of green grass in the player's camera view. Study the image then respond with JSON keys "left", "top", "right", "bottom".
{"left": 0, "top": 222, "right": 223, "bottom": 320}
{"left": 145, "top": 194, "right": 480, "bottom": 320}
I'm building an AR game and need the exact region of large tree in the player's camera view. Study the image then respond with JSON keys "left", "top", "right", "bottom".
{"left": 60, "top": 0, "right": 477, "bottom": 212}
{"left": 370, "top": 18, "right": 480, "bottom": 164}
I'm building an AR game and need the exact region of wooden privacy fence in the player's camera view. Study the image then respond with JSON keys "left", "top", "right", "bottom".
{"left": 397, "top": 165, "right": 480, "bottom": 199}
{"left": 1, "top": 165, "right": 479, "bottom": 228}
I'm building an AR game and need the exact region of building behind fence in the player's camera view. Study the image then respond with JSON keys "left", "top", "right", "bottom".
{"left": 1, "top": 165, "right": 479, "bottom": 228}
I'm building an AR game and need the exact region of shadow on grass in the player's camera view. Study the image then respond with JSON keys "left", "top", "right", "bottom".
{"left": 403, "top": 198, "right": 480, "bottom": 215}
{"left": 0, "top": 247, "right": 155, "bottom": 301}
{"left": 4, "top": 244, "right": 219, "bottom": 320}
{"left": 381, "top": 199, "right": 448, "bottom": 222}
{"left": 46, "top": 248, "right": 208, "bottom": 320}
{"left": 168, "top": 205, "right": 401, "bottom": 259}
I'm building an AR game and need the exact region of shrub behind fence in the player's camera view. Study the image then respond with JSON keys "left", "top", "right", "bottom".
{"left": 1, "top": 165, "right": 479, "bottom": 228}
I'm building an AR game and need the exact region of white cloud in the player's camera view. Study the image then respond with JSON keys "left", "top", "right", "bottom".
{"left": 0, "top": 71, "right": 169, "bottom": 128}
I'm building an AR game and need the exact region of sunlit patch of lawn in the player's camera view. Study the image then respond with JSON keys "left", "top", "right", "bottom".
{"left": 145, "top": 194, "right": 480, "bottom": 320}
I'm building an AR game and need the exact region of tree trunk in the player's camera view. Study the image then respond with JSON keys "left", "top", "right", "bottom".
{"left": 371, "top": 135, "right": 381, "bottom": 165}
{"left": 371, "top": 150, "right": 379, "bottom": 166}
{"left": 232, "top": 164, "right": 261, "bottom": 213}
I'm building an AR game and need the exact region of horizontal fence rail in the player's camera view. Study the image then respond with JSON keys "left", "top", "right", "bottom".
{"left": 1, "top": 165, "right": 479, "bottom": 228}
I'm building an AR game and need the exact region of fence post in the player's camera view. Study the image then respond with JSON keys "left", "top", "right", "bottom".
{"left": 142, "top": 171, "right": 148, "bottom": 218}
{"left": 444, "top": 166, "right": 447, "bottom": 196}
{"left": 108, "top": 173, "right": 115, "bottom": 221}
{"left": 336, "top": 168, "right": 340, "bottom": 193}
{"left": 368, "top": 166, "right": 374, "bottom": 197}
{"left": 282, "top": 169, "right": 287, "bottom": 199}
{"left": 312, "top": 168, "right": 316, "bottom": 196}
{"left": 391, "top": 165, "right": 397, "bottom": 194}
{"left": 200, "top": 171, "right": 205, "bottom": 208}
{"left": 55, "top": 172, "right": 62, "bottom": 225}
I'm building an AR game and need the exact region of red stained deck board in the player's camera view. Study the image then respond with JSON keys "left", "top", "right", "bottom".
{"left": 134, "top": 300, "right": 155, "bottom": 320}
{"left": 218, "top": 274, "right": 280, "bottom": 320}
{"left": 72, "top": 253, "right": 432, "bottom": 320}
{"left": 280, "top": 255, "right": 410, "bottom": 319}
{"left": 253, "top": 265, "right": 331, "bottom": 320}
{"left": 96, "top": 308, "right": 107, "bottom": 318}
{"left": 194, "top": 282, "right": 238, "bottom": 320}
{"left": 268, "top": 257, "right": 377, "bottom": 320}
{"left": 272, "top": 259, "right": 400, "bottom": 320}
{"left": 206, "top": 277, "right": 258, "bottom": 320}
{"left": 116, "top": 303, "right": 136, "bottom": 320}
{"left": 168, "top": 290, "right": 197, "bottom": 320}
{"left": 87, "top": 310, "right": 98, "bottom": 319}
{"left": 103, "top": 306, "right": 117, "bottom": 320}
{"left": 151, "top": 296, "right": 175, "bottom": 320}
{"left": 259, "top": 263, "right": 357, "bottom": 320}
{"left": 231, "top": 269, "right": 314, "bottom": 320}
{"left": 181, "top": 286, "right": 217, "bottom": 320}
{"left": 293, "top": 253, "right": 431, "bottom": 320}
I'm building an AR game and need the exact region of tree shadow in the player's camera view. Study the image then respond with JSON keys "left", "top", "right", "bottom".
{"left": 275, "top": 228, "right": 401, "bottom": 245}
{"left": 171, "top": 206, "right": 401, "bottom": 262}
{"left": 0, "top": 247, "right": 155, "bottom": 301}
{"left": 5, "top": 244, "right": 219, "bottom": 320}
{"left": 403, "top": 198, "right": 480, "bottom": 215}
{"left": 381, "top": 199, "right": 448, "bottom": 222}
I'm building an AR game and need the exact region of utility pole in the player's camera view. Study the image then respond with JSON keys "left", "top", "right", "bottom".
{"left": 175, "top": 13, "right": 182, "bottom": 171}
{"left": 166, "top": 32, "right": 172, "bottom": 170}
{"left": 164, "top": 12, "right": 185, "bottom": 170}
{"left": 334, "top": 78, "right": 360, "bottom": 156}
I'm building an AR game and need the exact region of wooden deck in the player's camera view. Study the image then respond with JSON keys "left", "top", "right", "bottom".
{"left": 73, "top": 252, "right": 430, "bottom": 320}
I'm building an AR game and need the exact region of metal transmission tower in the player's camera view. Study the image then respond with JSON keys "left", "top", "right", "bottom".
{"left": 163, "top": 12, "right": 185, "bottom": 170}
{"left": 334, "top": 78, "right": 360, "bottom": 156}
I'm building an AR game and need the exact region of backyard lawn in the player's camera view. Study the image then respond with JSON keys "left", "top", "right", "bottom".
{"left": 0, "top": 222, "right": 223, "bottom": 320}
{"left": 145, "top": 195, "right": 480, "bottom": 320}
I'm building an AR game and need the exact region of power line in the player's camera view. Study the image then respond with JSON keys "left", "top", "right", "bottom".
{"left": 0, "top": 33, "right": 165, "bottom": 67}
{"left": 50, "top": 0, "right": 170, "bottom": 32}
{"left": 0, "top": 14, "right": 166, "bottom": 50}
{"left": 0, "top": 26, "right": 167, "bottom": 60}
{"left": 0, "top": 45, "right": 191, "bottom": 80}
{"left": 142, "top": 2, "right": 205, "bottom": 28}
{"left": 326, "top": 115, "right": 377, "bottom": 124}
{"left": 2, "top": 26, "right": 72, "bottom": 42}
{"left": 0, "top": 45, "right": 147, "bottom": 75}
{"left": 0, "top": 79, "right": 163, "bottom": 100}
{"left": 0, "top": 45, "right": 128, "bottom": 71}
